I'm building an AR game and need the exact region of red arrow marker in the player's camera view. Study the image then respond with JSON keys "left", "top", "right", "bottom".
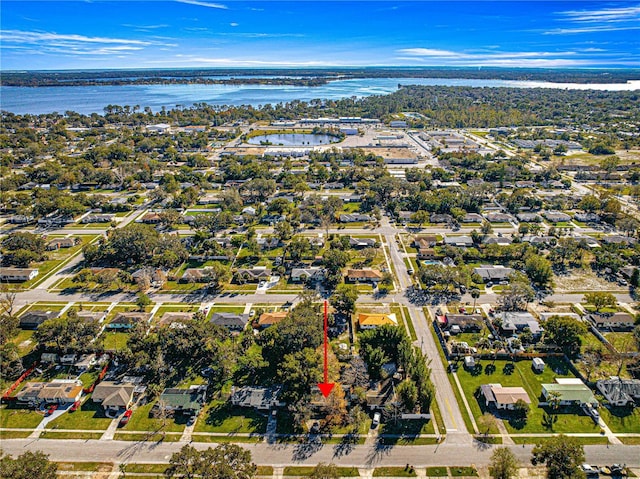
{"left": 317, "top": 300, "right": 335, "bottom": 398}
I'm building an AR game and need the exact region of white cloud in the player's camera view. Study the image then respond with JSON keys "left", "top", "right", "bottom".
{"left": 398, "top": 48, "right": 464, "bottom": 58}
{"left": 0, "top": 30, "right": 152, "bottom": 45}
{"left": 545, "top": 25, "right": 640, "bottom": 35}
{"left": 558, "top": 5, "right": 640, "bottom": 23}
{"left": 176, "top": 0, "right": 228, "bottom": 9}
{"left": 230, "top": 22, "right": 239, "bottom": 27}
{"left": 0, "top": 29, "right": 173, "bottom": 57}
{"left": 145, "top": 56, "right": 336, "bottom": 67}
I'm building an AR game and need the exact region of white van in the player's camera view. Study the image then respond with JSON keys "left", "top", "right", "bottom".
{"left": 372, "top": 412, "right": 381, "bottom": 428}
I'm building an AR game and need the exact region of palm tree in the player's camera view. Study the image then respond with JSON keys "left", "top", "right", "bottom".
{"left": 471, "top": 288, "right": 481, "bottom": 311}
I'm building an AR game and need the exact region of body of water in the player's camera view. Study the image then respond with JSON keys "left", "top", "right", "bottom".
{"left": 247, "top": 133, "right": 339, "bottom": 146}
{"left": 2, "top": 77, "right": 639, "bottom": 115}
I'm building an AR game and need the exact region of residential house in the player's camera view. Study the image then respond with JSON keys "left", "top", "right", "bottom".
{"left": 480, "top": 384, "right": 531, "bottom": 410}
{"left": 290, "top": 267, "right": 325, "bottom": 283}
{"left": 430, "top": 213, "right": 453, "bottom": 224}
{"left": 349, "top": 237, "right": 377, "bottom": 248}
{"left": 340, "top": 213, "right": 372, "bottom": 223}
{"left": 106, "top": 312, "right": 151, "bottom": 331}
{"left": 155, "top": 386, "right": 207, "bottom": 416}
{"left": 140, "top": 212, "right": 162, "bottom": 224}
{"left": 414, "top": 235, "right": 438, "bottom": 248}
{"left": 602, "top": 235, "right": 637, "bottom": 246}
{"left": 444, "top": 236, "right": 474, "bottom": 247}
{"left": 82, "top": 214, "right": 114, "bottom": 224}
{"left": 92, "top": 381, "right": 136, "bottom": 414}
{"left": 19, "top": 310, "right": 59, "bottom": 330}
{"left": 16, "top": 380, "right": 83, "bottom": 406}
{"left": 417, "top": 248, "right": 438, "bottom": 260}
{"left": 365, "top": 378, "right": 396, "bottom": 410}
{"left": 483, "top": 236, "right": 513, "bottom": 246}
{"left": 574, "top": 212, "right": 600, "bottom": 223}
{"left": 257, "top": 236, "right": 281, "bottom": 250}
{"left": 516, "top": 212, "right": 542, "bottom": 222}
{"left": 588, "top": 312, "right": 635, "bottom": 331}
{"left": 210, "top": 312, "right": 249, "bottom": 332}
{"left": 463, "top": 213, "right": 484, "bottom": 223}
{"left": 132, "top": 268, "right": 167, "bottom": 288}
{"left": 542, "top": 378, "right": 598, "bottom": 408}
{"left": 257, "top": 311, "right": 288, "bottom": 329}
{"left": 358, "top": 313, "right": 398, "bottom": 330}
{"left": 76, "top": 311, "right": 106, "bottom": 324}
{"left": 346, "top": 268, "right": 383, "bottom": 284}
{"left": 235, "top": 267, "right": 271, "bottom": 283}
{"left": 181, "top": 268, "right": 214, "bottom": 283}
{"left": 543, "top": 211, "right": 572, "bottom": 223}
{"left": 444, "top": 313, "right": 483, "bottom": 333}
{"left": 230, "top": 385, "right": 285, "bottom": 410}
{"left": 596, "top": 378, "right": 640, "bottom": 407}
{"left": 0, "top": 267, "right": 39, "bottom": 282}
{"left": 499, "top": 311, "right": 543, "bottom": 338}
{"left": 474, "top": 265, "right": 514, "bottom": 284}
{"left": 484, "top": 212, "right": 514, "bottom": 223}
{"left": 46, "top": 237, "right": 78, "bottom": 250}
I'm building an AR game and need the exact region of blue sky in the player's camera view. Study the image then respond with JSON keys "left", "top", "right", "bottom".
{"left": 1, "top": 1, "right": 639, "bottom": 70}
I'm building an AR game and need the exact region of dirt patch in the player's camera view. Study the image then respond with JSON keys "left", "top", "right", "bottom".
{"left": 553, "top": 270, "right": 625, "bottom": 294}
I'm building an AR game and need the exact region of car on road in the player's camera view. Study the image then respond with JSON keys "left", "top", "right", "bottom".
{"left": 118, "top": 409, "right": 132, "bottom": 427}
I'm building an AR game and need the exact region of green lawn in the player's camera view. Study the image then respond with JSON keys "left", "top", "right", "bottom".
{"left": 454, "top": 358, "right": 601, "bottom": 434}
{"left": 194, "top": 401, "right": 267, "bottom": 434}
{"left": 380, "top": 418, "right": 435, "bottom": 436}
{"left": 373, "top": 467, "right": 416, "bottom": 477}
{"left": 283, "top": 466, "right": 359, "bottom": 476}
{"left": 120, "top": 402, "right": 186, "bottom": 433}
{"left": 0, "top": 405, "right": 43, "bottom": 428}
{"left": 603, "top": 332, "right": 639, "bottom": 353}
{"left": 46, "top": 396, "right": 112, "bottom": 430}
{"left": 101, "top": 331, "right": 130, "bottom": 351}
{"left": 40, "top": 431, "right": 103, "bottom": 440}
{"left": 599, "top": 406, "right": 640, "bottom": 433}
{"left": 450, "top": 467, "right": 478, "bottom": 477}
{"left": 425, "top": 467, "right": 448, "bottom": 477}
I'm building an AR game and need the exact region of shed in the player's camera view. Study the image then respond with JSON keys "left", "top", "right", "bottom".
{"left": 464, "top": 356, "right": 476, "bottom": 369}
{"left": 532, "top": 358, "right": 545, "bottom": 373}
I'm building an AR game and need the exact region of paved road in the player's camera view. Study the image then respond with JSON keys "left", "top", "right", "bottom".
{"left": 2, "top": 438, "right": 638, "bottom": 468}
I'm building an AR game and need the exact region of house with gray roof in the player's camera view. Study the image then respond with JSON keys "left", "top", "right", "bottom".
{"left": 474, "top": 265, "right": 514, "bottom": 284}
{"left": 596, "top": 378, "right": 640, "bottom": 407}
{"left": 231, "top": 385, "right": 285, "bottom": 411}
{"left": 499, "top": 311, "right": 543, "bottom": 338}
{"left": 210, "top": 312, "right": 249, "bottom": 332}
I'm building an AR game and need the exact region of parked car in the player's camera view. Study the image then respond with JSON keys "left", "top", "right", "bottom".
{"left": 372, "top": 412, "right": 381, "bottom": 428}
{"left": 46, "top": 405, "right": 58, "bottom": 416}
{"left": 118, "top": 409, "right": 132, "bottom": 427}
{"left": 69, "top": 401, "right": 81, "bottom": 412}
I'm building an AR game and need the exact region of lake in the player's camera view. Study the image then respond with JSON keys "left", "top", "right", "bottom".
{"left": 247, "top": 133, "right": 340, "bottom": 146}
{"left": 2, "top": 77, "right": 639, "bottom": 115}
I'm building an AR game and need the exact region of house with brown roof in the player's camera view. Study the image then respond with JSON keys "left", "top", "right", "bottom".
{"left": 106, "top": 312, "right": 151, "bottom": 331}
{"left": 257, "top": 311, "right": 288, "bottom": 329}
{"left": 480, "top": 383, "right": 531, "bottom": 410}
{"left": 46, "top": 237, "right": 78, "bottom": 250}
{"left": 0, "top": 267, "right": 39, "bottom": 282}
{"left": 235, "top": 267, "right": 271, "bottom": 283}
{"left": 588, "top": 312, "right": 635, "bottom": 331}
{"left": 346, "top": 268, "right": 383, "bottom": 284}
{"left": 140, "top": 212, "right": 162, "bottom": 224}
{"left": 16, "top": 380, "right": 83, "bottom": 406}
{"left": 92, "top": 381, "right": 136, "bottom": 414}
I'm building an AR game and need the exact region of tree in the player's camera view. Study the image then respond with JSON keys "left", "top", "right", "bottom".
{"left": 136, "top": 292, "right": 152, "bottom": 311}
{"left": 524, "top": 254, "right": 553, "bottom": 289}
{"left": 165, "top": 444, "right": 256, "bottom": 479}
{"left": 542, "top": 315, "right": 587, "bottom": 357}
{"left": 531, "top": 435, "right": 585, "bottom": 479}
{"left": 0, "top": 450, "right": 58, "bottom": 479}
{"left": 310, "top": 463, "right": 340, "bottom": 479}
{"left": 477, "top": 412, "right": 498, "bottom": 436}
{"left": 0, "top": 289, "right": 19, "bottom": 345}
{"left": 498, "top": 273, "right": 535, "bottom": 311}
{"left": 330, "top": 284, "right": 358, "bottom": 318}
{"left": 583, "top": 292, "right": 616, "bottom": 312}
{"left": 396, "top": 379, "right": 419, "bottom": 413}
{"left": 470, "top": 288, "right": 480, "bottom": 311}
{"left": 489, "top": 447, "right": 519, "bottom": 479}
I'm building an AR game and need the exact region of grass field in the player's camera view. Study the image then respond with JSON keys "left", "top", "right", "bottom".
{"left": 46, "top": 396, "right": 112, "bottom": 430}
{"left": 599, "top": 406, "right": 640, "bottom": 433}
{"left": 0, "top": 405, "right": 43, "bottom": 429}
{"left": 120, "top": 402, "right": 185, "bottom": 434}
{"left": 194, "top": 401, "right": 267, "bottom": 434}
{"left": 453, "top": 358, "right": 601, "bottom": 435}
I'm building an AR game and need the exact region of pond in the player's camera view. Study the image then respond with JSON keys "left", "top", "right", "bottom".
{"left": 247, "top": 133, "right": 340, "bottom": 146}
